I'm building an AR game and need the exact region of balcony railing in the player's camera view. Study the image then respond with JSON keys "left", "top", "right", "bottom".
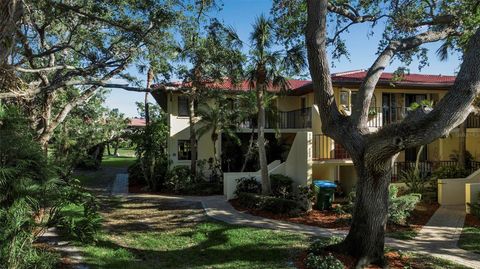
{"left": 313, "top": 134, "right": 350, "bottom": 160}
{"left": 391, "top": 160, "right": 480, "bottom": 182}
{"left": 366, "top": 107, "right": 480, "bottom": 129}
{"left": 466, "top": 114, "right": 480, "bottom": 128}
{"left": 241, "top": 108, "right": 312, "bottom": 129}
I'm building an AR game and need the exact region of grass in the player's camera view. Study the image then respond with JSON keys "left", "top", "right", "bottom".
{"left": 458, "top": 225, "right": 480, "bottom": 254}
{"left": 101, "top": 148, "right": 136, "bottom": 168}
{"left": 81, "top": 221, "right": 307, "bottom": 269}
{"left": 398, "top": 251, "right": 471, "bottom": 269}
{"left": 387, "top": 230, "right": 418, "bottom": 240}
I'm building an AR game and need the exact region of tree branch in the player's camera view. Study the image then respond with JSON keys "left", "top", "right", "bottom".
{"left": 15, "top": 65, "right": 76, "bottom": 73}
{"left": 351, "top": 27, "right": 459, "bottom": 129}
{"left": 365, "top": 28, "right": 480, "bottom": 163}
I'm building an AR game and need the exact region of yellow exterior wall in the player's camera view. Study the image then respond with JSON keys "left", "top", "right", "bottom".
{"left": 167, "top": 92, "right": 220, "bottom": 167}
{"left": 438, "top": 129, "right": 480, "bottom": 161}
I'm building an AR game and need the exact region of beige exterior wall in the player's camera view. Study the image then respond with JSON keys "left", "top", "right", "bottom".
{"left": 167, "top": 93, "right": 220, "bottom": 167}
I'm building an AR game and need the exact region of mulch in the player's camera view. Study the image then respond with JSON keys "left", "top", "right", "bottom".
{"left": 296, "top": 249, "right": 439, "bottom": 269}
{"left": 465, "top": 214, "right": 480, "bottom": 227}
{"left": 229, "top": 199, "right": 438, "bottom": 233}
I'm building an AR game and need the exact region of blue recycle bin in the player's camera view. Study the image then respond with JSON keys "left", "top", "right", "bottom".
{"left": 313, "top": 180, "right": 337, "bottom": 210}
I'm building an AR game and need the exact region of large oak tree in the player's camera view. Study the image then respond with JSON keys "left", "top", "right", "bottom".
{"left": 274, "top": 0, "right": 480, "bottom": 267}
{"left": 0, "top": 0, "right": 178, "bottom": 148}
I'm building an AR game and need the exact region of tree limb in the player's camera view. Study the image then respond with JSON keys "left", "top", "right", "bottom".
{"left": 365, "top": 28, "right": 480, "bottom": 163}
{"left": 351, "top": 27, "right": 459, "bottom": 129}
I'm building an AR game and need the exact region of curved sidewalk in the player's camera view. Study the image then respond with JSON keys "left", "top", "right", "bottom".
{"left": 166, "top": 195, "right": 480, "bottom": 269}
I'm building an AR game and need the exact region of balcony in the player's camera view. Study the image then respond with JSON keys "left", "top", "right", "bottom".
{"left": 313, "top": 134, "right": 350, "bottom": 160}
{"left": 391, "top": 160, "right": 480, "bottom": 182}
{"left": 241, "top": 107, "right": 312, "bottom": 129}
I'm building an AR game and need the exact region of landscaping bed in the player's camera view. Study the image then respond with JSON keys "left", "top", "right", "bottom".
{"left": 295, "top": 237, "right": 469, "bottom": 269}
{"left": 230, "top": 199, "right": 438, "bottom": 239}
{"left": 296, "top": 249, "right": 469, "bottom": 269}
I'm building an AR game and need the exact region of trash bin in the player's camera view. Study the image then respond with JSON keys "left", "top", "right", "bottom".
{"left": 313, "top": 180, "right": 337, "bottom": 210}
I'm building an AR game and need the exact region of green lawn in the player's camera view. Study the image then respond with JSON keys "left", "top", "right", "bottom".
{"left": 458, "top": 225, "right": 480, "bottom": 254}
{"left": 81, "top": 221, "right": 307, "bottom": 269}
{"left": 387, "top": 230, "right": 418, "bottom": 240}
{"left": 101, "top": 148, "right": 136, "bottom": 168}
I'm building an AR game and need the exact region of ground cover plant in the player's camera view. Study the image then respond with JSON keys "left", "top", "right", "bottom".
{"left": 301, "top": 237, "right": 471, "bottom": 269}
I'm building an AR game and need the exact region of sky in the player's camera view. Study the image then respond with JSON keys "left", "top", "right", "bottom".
{"left": 104, "top": 0, "right": 462, "bottom": 118}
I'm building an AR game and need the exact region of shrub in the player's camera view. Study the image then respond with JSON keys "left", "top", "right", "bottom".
{"left": 270, "top": 174, "right": 293, "bottom": 198}
{"left": 305, "top": 253, "right": 344, "bottom": 269}
{"left": 181, "top": 182, "right": 223, "bottom": 195}
{"left": 165, "top": 166, "right": 194, "bottom": 193}
{"left": 236, "top": 192, "right": 303, "bottom": 215}
{"left": 296, "top": 185, "right": 315, "bottom": 212}
{"left": 388, "top": 185, "right": 421, "bottom": 225}
{"left": 347, "top": 185, "right": 421, "bottom": 225}
{"left": 400, "top": 168, "right": 427, "bottom": 194}
{"left": 235, "top": 177, "right": 261, "bottom": 195}
{"left": 127, "top": 160, "right": 146, "bottom": 185}
{"left": 262, "top": 196, "right": 301, "bottom": 214}
{"left": 308, "top": 236, "right": 343, "bottom": 254}
{"left": 432, "top": 166, "right": 469, "bottom": 179}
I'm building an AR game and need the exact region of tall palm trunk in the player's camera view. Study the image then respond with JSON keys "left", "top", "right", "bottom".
{"left": 458, "top": 121, "right": 467, "bottom": 169}
{"left": 145, "top": 67, "right": 154, "bottom": 125}
{"left": 189, "top": 88, "right": 198, "bottom": 177}
{"left": 256, "top": 66, "right": 271, "bottom": 194}
{"left": 241, "top": 125, "right": 256, "bottom": 172}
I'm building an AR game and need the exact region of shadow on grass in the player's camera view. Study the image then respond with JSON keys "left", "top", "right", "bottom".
{"left": 83, "top": 220, "right": 306, "bottom": 269}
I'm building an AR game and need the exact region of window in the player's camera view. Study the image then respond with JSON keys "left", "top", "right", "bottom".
{"left": 178, "top": 96, "right": 189, "bottom": 117}
{"left": 177, "top": 140, "right": 191, "bottom": 160}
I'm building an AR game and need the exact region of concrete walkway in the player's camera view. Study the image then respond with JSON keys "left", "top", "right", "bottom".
{"left": 37, "top": 228, "right": 88, "bottom": 269}
{"left": 111, "top": 173, "right": 129, "bottom": 195}
{"left": 159, "top": 195, "right": 480, "bottom": 269}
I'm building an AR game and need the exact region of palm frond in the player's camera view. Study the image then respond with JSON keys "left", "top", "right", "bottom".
{"left": 250, "top": 14, "right": 273, "bottom": 55}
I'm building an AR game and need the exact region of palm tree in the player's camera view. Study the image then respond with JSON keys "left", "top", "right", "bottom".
{"left": 238, "top": 90, "right": 278, "bottom": 172}
{"left": 197, "top": 100, "right": 240, "bottom": 167}
{"left": 247, "top": 15, "right": 306, "bottom": 194}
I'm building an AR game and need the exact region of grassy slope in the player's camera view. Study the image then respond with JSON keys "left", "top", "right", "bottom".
{"left": 81, "top": 221, "right": 307, "bottom": 269}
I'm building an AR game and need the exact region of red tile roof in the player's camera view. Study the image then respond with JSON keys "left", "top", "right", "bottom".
{"left": 156, "top": 79, "right": 311, "bottom": 93}
{"left": 128, "top": 118, "right": 146, "bottom": 127}
{"left": 153, "top": 70, "right": 456, "bottom": 94}
{"left": 331, "top": 70, "right": 456, "bottom": 85}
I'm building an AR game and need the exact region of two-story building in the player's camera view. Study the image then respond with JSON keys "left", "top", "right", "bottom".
{"left": 152, "top": 70, "right": 480, "bottom": 194}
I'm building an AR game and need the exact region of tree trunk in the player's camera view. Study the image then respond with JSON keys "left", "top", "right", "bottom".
{"left": 340, "top": 158, "right": 391, "bottom": 268}
{"left": 113, "top": 138, "right": 119, "bottom": 156}
{"left": 241, "top": 126, "right": 256, "bottom": 172}
{"left": 145, "top": 67, "right": 154, "bottom": 125}
{"left": 0, "top": 0, "right": 22, "bottom": 64}
{"left": 458, "top": 121, "right": 467, "bottom": 169}
{"left": 189, "top": 90, "right": 198, "bottom": 177}
{"left": 256, "top": 74, "right": 270, "bottom": 194}
{"left": 106, "top": 142, "right": 111, "bottom": 155}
